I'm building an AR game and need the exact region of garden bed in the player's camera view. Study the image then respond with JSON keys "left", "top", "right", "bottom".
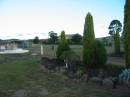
{"left": 41, "top": 57, "right": 129, "bottom": 89}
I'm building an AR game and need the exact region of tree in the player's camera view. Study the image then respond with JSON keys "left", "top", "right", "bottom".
{"left": 56, "top": 31, "right": 70, "bottom": 59}
{"left": 48, "top": 31, "right": 58, "bottom": 44}
{"left": 83, "top": 12, "right": 95, "bottom": 69}
{"left": 123, "top": 0, "right": 130, "bottom": 68}
{"left": 92, "top": 40, "right": 107, "bottom": 68}
{"left": 33, "top": 36, "right": 39, "bottom": 44}
{"left": 108, "top": 20, "right": 122, "bottom": 54}
{"left": 71, "top": 33, "right": 82, "bottom": 44}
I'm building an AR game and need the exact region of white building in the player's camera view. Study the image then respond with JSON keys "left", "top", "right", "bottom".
{"left": 0, "top": 40, "right": 18, "bottom": 51}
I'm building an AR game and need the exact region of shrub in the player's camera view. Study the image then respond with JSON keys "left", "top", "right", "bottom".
{"left": 91, "top": 40, "right": 107, "bottom": 68}
{"left": 60, "top": 50, "right": 80, "bottom": 73}
{"left": 71, "top": 33, "right": 82, "bottom": 44}
{"left": 56, "top": 31, "right": 70, "bottom": 59}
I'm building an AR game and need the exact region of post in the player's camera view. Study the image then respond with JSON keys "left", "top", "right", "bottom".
{"left": 41, "top": 44, "right": 43, "bottom": 55}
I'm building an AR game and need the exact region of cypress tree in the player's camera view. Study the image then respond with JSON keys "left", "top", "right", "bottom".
{"left": 83, "top": 12, "right": 95, "bottom": 68}
{"left": 123, "top": 0, "right": 130, "bottom": 68}
{"left": 56, "top": 31, "right": 70, "bottom": 59}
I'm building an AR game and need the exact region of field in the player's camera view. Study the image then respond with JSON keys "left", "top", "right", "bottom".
{"left": 0, "top": 54, "right": 129, "bottom": 97}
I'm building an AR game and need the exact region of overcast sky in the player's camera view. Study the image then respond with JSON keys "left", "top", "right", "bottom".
{"left": 0, "top": 0, "right": 125, "bottom": 39}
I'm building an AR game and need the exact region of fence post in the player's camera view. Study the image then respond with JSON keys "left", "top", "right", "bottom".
{"left": 41, "top": 44, "right": 43, "bottom": 55}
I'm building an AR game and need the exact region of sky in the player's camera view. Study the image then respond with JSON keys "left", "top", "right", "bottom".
{"left": 0, "top": 0, "right": 125, "bottom": 40}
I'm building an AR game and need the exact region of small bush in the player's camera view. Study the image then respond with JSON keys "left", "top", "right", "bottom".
{"left": 56, "top": 31, "right": 70, "bottom": 59}
{"left": 90, "top": 40, "right": 107, "bottom": 69}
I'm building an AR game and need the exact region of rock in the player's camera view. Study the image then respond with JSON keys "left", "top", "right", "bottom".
{"left": 67, "top": 72, "right": 75, "bottom": 79}
{"left": 55, "top": 67, "right": 60, "bottom": 72}
{"left": 103, "top": 78, "right": 113, "bottom": 85}
{"left": 81, "top": 74, "right": 88, "bottom": 82}
{"left": 39, "top": 88, "right": 49, "bottom": 96}
{"left": 89, "top": 77, "right": 101, "bottom": 84}
{"left": 13, "top": 89, "right": 27, "bottom": 97}
{"left": 59, "top": 67, "right": 66, "bottom": 74}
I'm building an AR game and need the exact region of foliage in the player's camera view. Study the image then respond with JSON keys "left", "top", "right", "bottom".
{"left": 60, "top": 50, "right": 79, "bottom": 61}
{"left": 33, "top": 36, "right": 40, "bottom": 44}
{"left": 102, "top": 37, "right": 112, "bottom": 47}
{"left": 123, "top": 0, "right": 130, "bottom": 68}
{"left": 108, "top": 20, "right": 122, "bottom": 54}
{"left": 48, "top": 31, "right": 58, "bottom": 44}
{"left": 71, "top": 33, "right": 82, "bottom": 44}
{"left": 56, "top": 31, "right": 70, "bottom": 59}
{"left": 83, "top": 12, "right": 95, "bottom": 69}
{"left": 109, "top": 20, "right": 122, "bottom": 36}
{"left": 60, "top": 50, "right": 80, "bottom": 72}
{"left": 92, "top": 40, "right": 107, "bottom": 68}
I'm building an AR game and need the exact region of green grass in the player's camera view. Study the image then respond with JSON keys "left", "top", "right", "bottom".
{"left": 0, "top": 54, "right": 129, "bottom": 97}
{"left": 0, "top": 61, "right": 37, "bottom": 89}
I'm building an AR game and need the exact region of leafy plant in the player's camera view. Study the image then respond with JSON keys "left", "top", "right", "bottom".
{"left": 56, "top": 31, "right": 70, "bottom": 59}
{"left": 60, "top": 50, "right": 80, "bottom": 72}
{"left": 92, "top": 40, "right": 107, "bottom": 68}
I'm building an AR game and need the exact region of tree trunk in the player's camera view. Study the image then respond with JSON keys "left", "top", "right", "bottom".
{"left": 114, "top": 33, "right": 120, "bottom": 54}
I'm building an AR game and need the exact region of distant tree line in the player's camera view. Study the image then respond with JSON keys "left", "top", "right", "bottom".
{"left": 41, "top": 31, "right": 83, "bottom": 45}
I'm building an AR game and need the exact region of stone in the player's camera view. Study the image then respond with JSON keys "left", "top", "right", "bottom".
{"left": 13, "top": 89, "right": 27, "bottom": 97}
{"left": 39, "top": 88, "right": 49, "bottom": 96}
{"left": 89, "top": 77, "right": 101, "bottom": 84}
{"left": 103, "top": 78, "right": 113, "bottom": 85}
{"left": 81, "top": 74, "right": 88, "bottom": 82}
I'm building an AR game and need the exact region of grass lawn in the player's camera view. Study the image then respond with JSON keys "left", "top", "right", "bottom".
{"left": 0, "top": 54, "right": 129, "bottom": 97}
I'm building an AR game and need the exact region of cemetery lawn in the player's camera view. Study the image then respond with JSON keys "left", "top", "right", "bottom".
{"left": 0, "top": 54, "right": 129, "bottom": 97}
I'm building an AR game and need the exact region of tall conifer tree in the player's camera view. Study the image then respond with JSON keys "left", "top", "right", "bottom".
{"left": 123, "top": 0, "right": 130, "bottom": 67}
{"left": 83, "top": 12, "right": 95, "bottom": 68}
